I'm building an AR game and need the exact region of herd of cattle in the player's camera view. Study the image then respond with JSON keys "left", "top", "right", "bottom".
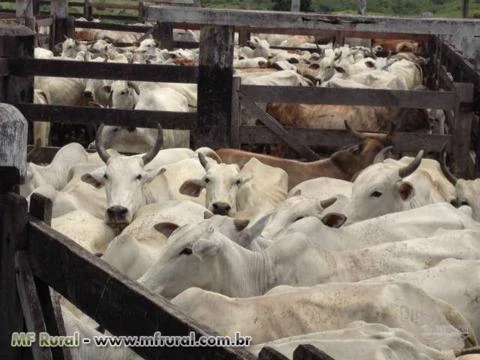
{"left": 24, "top": 27, "right": 480, "bottom": 360}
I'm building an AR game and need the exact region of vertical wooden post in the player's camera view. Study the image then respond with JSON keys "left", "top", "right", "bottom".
{"left": 0, "top": 26, "right": 35, "bottom": 106}
{"left": 84, "top": 0, "right": 93, "bottom": 20}
{"left": 195, "top": 25, "right": 234, "bottom": 149}
{"left": 291, "top": 0, "right": 300, "bottom": 12}
{"left": 452, "top": 82, "right": 474, "bottom": 178}
{"left": 0, "top": 104, "right": 29, "bottom": 360}
{"left": 231, "top": 75, "right": 241, "bottom": 148}
{"left": 238, "top": 29, "right": 251, "bottom": 46}
{"left": 51, "top": 0, "right": 73, "bottom": 49}
{"left": 138, "top": 0, "right": 145, "bottom": 22}
{"left": 16, "top": 0, "right": 35, "bottom": 30}
{"left": 153, "top": 22, "right": 173, "bottom": 50}
{"left": 463, "top": 0, "right": 469, "bottom": 18}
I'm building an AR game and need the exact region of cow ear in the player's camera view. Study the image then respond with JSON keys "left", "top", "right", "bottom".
{"left": 290, "top": 189, "right": 302, "bottom": 197}
{"left": 192, "top": 237, "right": 221, "bottom": 258}
{"left": 153, "top": 222, "right": 179, "bottom": 238}
{"left": 321, "top": 213, "right": 347, "bottom": 228}
{"left": 204, "top": 211, "right": 214, "bottom": 219}
{"left": 233, "top": 219, "right": 250, "bottom": 231}
{"left": 102, "top": 84, "right": 112, "bottom": 94}
{"left": 365, "top": 60, "right": 376, "bottom": 68}
{"left": 237, "top": 214, "right": 271, "bottom": 248}
{"left": 80, "top": 168, "right": 106, "bottom": 188}
{"left": 144, "top": 167, "right": 166, "bottom": 183}
{"left": 334, "top": 66, "right": 346, "bottom": 74}
{"left": 398, "top": 181, "right": 415, "bottom": 201}
{"left": 179, "top": 179, "right": 204, "bottom": 197}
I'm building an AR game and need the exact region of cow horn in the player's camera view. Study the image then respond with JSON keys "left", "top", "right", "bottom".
{"left": 373, "top": 146, "right": 393, "bottom": 163}
{"left": 398, "top": 150, "right": 423, "bottom": 178}
{"left": 136, "top": 28, "right": 154, "bottom": 44}
{"left": 127, "top": 81, "right": 140, "bottom": 95}
{"left": 319, "top": 197, "right": 337, "bottom": 209}
{"left": 95, "top": 124, "right": 111, "bottom": 164}
{"left": 198, "top": 152, "right": 210, "bottom": 170}
{"left": 345, "top": 120, "right": 366, "bottom": 140}
{"left": 440, "top": 142, "right": 458, "bottom": 185}
{"left": 141, "top": 124, "right": 163, "bottom": 165}
{"left": 454, "top": 347, "right": 480, "bottom": 356}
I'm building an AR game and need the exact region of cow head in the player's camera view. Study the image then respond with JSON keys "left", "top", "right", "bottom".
{"left": 343, "top": 150, "right": 424, "bottom": 223}
{"left": 441, "top": 144, "right": 480, "bottom": 221}
{"left": 179, "top": 153, "right": 251, "bottom": 216}
{"left": 106, "top": 81, "right": 140, "bottom": 110}
{"left": 81, "top": 124, "right": 165, "bottom": 226}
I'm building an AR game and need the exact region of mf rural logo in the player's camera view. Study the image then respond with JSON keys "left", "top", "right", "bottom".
{"left": 11, "top": 332, "right": 82, "bottom": 347}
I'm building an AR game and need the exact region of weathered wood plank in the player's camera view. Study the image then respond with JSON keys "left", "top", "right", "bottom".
{"left": 15, "top": 251, "right": 53, "bottom": 360}
{"left": 74, "top": 20, "right": 151, "bottom": 32}
{"left": 16, "top": 0, "right": 35, "bottom": 30}
{"left": 231, "top": 76, "right": 241, "bottom": 148}
{"left": 240, "top": 94, "right": 320, "bottom": 161}
{"left": 11, "top": 59, "right": 198, "bottom": 83}
{"left": 146, "top": 6, "right": 480, "bottom": 37}
{"left": 0, "top": 192, "right": 28, "bottom": 360}
{"left": 154, "top": 21, "right": 173, "bottom": 50}
{"left": 293, "top": 344, "right": 335, "bottom": 360}
{"left": 258, "top": 347, "right": 290, "bottom": 360}
{"left": 16, "top": 103, "right": 197, "bottom": 129}
{"left": 26, "top": 218, "right": 256, "bottom": 360}
{"left": 240, "top": 86, "right": 457, "bottom": 110}
{"left": 195, "top": 25, "right": 234, "bottom": 149}
{"left": 239, "top": 126, "right": 452, "bottom": 153}
{"left": 452, "top": 82, "right": 474, "bottom": 178}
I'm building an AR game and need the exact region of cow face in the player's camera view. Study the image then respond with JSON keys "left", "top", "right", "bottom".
{"left": 453, "top": 179, "right": 480, "bottom": 222}
{"left": 180, "top": 155, "right": 251, "bottom": 216}
{"left": 343, "top": 152, "right": 423, "bottom": 223}
{"left": 109, "top": 81, "right": 140, "bottom": 110}
{"left": 138, "top": 226, "right": 229, "bottom": 298}
{"left": 81, "top": 155, "right": 166, "bottom": 226}
{"left": 262, "top": 196, "right": 337, "bottom": 238}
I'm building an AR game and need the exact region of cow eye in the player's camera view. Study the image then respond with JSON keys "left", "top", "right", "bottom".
{"left": 370, "top": 191, "right": 382, "bottom": 197}
{"left": 461, "top": 200, "right": 469, "bottom": 206}
{"left": 112, "top": 128, "right": 119, "bottom": 132}
{"left": 294, "top": 216, "right": 304, "bottom": 222}
{"left": 179, "top": 248, "right": 192, "bottom": 256}
{"left": 103, "top": 174, "right": 108, "bottom": 180}
{"left": 235, "top": 179, "right": 241, "bottom": 185}
{"left": 204, "top": 177, "right": 210, "bottom": 183}
{"left": 120, "top": 91, "right": 126, "bottom": 95}
{"left": 136, "top": 174, "right": 142, "bottom": 181}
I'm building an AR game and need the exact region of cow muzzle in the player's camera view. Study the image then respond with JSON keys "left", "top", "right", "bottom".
{"left": 106, "top": 206, "right": 130, "bottom": 225}
{"left": 211, "top": 202, "right": 231, "bottom": 216}
{"left": 83, "top": 90, "right": 93, "bottom": 99}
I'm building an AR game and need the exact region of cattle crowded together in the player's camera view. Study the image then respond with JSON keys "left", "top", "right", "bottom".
{"left": 26, "top": 26, "right": 480, "bottom": 360}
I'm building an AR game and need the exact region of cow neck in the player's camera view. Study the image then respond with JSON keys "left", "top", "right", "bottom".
{"left": 219, "top": 244, "right": 268, "bottom": 297}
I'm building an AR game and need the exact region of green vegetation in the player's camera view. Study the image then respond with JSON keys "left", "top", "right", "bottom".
{"left": 201, "top": 0, "right": 480, "bottom": 18}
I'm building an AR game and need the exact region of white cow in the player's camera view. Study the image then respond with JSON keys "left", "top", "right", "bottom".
{"left": 441, "top": 147, "right": 480, "bottom": 222}
{"left": 21, "top": 143, "right": 88, "bottom": 197}
{"left": 363, "top": 258, "right": 480, "bottom": 338}
{"left": 251, "top": 321, "right": 458, "bottom": 360}
{"left": 180, "top": 156, "right": 288, "bottom": 221}
{"left": 171, "top": 282, "right": 476, "bottom": 350}
{"left": 287, "top": 177, "right": 352, "bottom": 199}
{"left": 342, "top": 151, "right": 456, "bottom": 223}
{"left": 102, "top": 200, "right": 208, "bottom": 279}
{"left": 138, "top": 223, "right": 480, "bottom": 298}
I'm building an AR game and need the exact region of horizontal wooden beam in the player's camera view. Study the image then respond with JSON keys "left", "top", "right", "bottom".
{"left": 240, "top": 86, "right": 457, "bottom": 110}
{"left": 17, "top": 104, "right": 197, "bottom": 129}
{"left": 11, "top": 59, "right": 198, "bottom": 83}
{"left": 26, "top": 219, "right": 256, "bottom": 360}
{"left": 74, "top": 20, "right": 151, "bottom": 32}
{"left": 146, "top": 6, "right": 480, "bottom": 37}
{"left": 239, "top": 126, "right": 452, "bottom": 152}
{"left": 90, "top": 1, "right": 139, "bottom": 10}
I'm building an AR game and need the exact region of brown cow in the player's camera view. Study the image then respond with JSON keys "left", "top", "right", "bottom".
{"left": 372, "top": 39, "right": 424, "bottom": 55}
{"left": 265, "top": 103, "right": 431, "bottom": 133}
{"left": 216, "top": 121, "right": 393, "bottom": 189}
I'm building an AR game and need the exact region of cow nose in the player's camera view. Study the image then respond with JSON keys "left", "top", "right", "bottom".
{"left": 107, "top": 206, "right": 128, "bottom": 220}
{"left": 84, "top": 90, "right": 93, "bottom": 99}
{"left": 212, "top": 202, "right": 231, "bottom": 215}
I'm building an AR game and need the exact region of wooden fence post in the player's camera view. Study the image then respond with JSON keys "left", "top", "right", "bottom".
{"left": 154, "top": 22, "right": 173, "bottom": 50}
{"left": 195, "top": 25, "right": 234, "bottom": 149}
{"left": 291, "top": 0, "right": 300, "bottom": 12}
{"left": 16, "top": 0, "right": 35, "bottom": 30}
{"left": 0, "top": 25, "right": 34, "bottom": 105}
{"left": 452, "top": 82, "right": 474, "bottom": 178}
{"left": 231, "top": 75, "right": 241, "bottom": 148}
{"left": 51, "top": 0, "right": 73, "bottom": 49}
{"left": 84, "top": 0, "right": 93, "bottom": 21}
{"left": 0, "top": 104, "right": 29, "bottom": 360}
